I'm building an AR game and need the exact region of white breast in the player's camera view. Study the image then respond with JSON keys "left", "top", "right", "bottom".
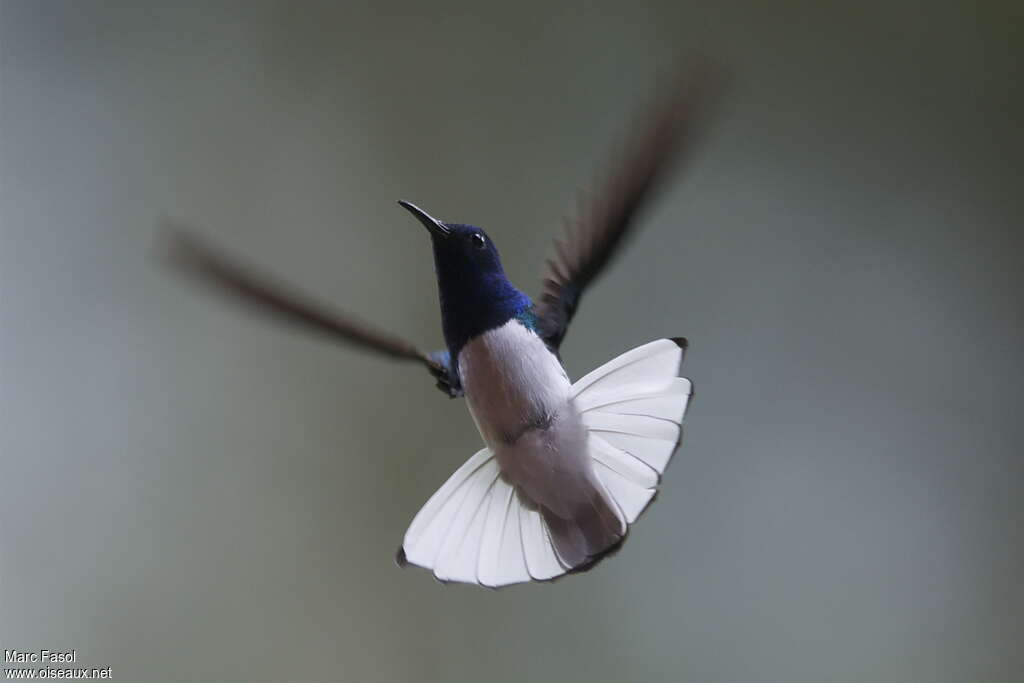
{"left": 457, "top": 319, "right": 571, "bottom": 449}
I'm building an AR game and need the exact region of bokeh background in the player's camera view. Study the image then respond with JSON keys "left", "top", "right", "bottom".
{"left": 2, "top": 1, "right": 1022, "bottom": 681}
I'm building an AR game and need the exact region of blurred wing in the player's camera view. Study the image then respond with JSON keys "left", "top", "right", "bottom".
{"left": 164, "top": 227, "right": 439, "bottom": 369}
{"left": 535, "top": 59, "right": 725, "bottom": 350}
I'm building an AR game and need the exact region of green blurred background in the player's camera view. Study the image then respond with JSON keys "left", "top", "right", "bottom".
{"left": 2, "top": 1, "right": 1022, "bottom": 681}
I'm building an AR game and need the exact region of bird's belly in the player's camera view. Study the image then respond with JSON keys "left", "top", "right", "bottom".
{"left": 458, "top": 320, "right": 571, "bottom": 443}
{"left": 457, "top": 321, "right": 593, "bottom": 514}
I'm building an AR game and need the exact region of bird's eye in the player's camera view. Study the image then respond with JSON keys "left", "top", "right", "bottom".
{"left": 470, "top": 233, "right": 486, "bottom": 250}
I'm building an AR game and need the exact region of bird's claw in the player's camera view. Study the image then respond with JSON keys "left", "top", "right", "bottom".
{"left": 435, "top": 379, "right": 463, "bottom": 398}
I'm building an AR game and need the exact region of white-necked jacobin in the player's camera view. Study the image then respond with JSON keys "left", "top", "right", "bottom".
{"left": 168, "top": 60, "right": 722, "bottom": 586}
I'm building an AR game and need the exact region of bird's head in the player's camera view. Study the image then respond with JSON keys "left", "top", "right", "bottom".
{"left": 398, "top": 200, "right": 531, "bottom": 355}
{"left": 398, "top": 200, "right": 503, "bottom": 279}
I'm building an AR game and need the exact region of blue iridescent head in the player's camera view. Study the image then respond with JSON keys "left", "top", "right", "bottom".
{"left": 398, "top": 200, "right": 532, "bottom": 357}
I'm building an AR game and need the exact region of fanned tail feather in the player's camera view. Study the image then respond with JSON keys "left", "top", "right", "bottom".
{"left": 398, "top": 338, "right": 692, "bottom": 587}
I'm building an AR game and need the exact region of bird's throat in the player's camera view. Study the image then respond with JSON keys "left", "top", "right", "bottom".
{"left": 437, "top": 271, "right": 533, "bottom": 361}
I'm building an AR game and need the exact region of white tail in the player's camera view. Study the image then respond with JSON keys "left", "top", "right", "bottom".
{"left": 398, "top": 338, "right": 692, "bottom": 587}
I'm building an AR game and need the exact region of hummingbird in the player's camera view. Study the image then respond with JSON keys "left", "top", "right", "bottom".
{"left": 168, "top": 61, "right": 721, "bottom": 587}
